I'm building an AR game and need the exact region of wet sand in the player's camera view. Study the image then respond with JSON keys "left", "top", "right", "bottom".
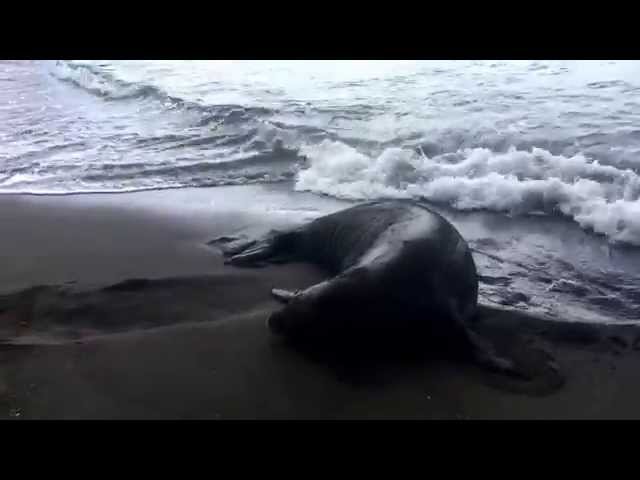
{"left": 1, "top": 189, "right": 639, "bottom": 419}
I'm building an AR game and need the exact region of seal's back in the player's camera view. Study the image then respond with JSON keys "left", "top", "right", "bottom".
{"left": 299, "top": 200, "right": 411, "bottom": 273}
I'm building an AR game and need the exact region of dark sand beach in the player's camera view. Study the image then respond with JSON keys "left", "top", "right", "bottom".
{"left": 1, "top": 187, "right": 640, "bottom": 420}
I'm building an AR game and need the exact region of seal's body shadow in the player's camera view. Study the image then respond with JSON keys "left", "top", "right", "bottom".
{"left": 269, "top": 311, "right": 468, "bottom": 388}
{"left": 268, "top": 305, "right": 565, "bottom": 395}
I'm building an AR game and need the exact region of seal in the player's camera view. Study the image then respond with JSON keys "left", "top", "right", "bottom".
{"left": 215, "top": 199, "right": 521, "bottom": 376}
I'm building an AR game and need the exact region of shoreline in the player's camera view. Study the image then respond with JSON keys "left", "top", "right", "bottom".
{"left": 1, "top": 187, "right": 640, "bottom": 419}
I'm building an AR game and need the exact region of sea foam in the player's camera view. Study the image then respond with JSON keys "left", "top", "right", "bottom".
{"left": 296, "top": 139, "right": 640, "bottom": 245}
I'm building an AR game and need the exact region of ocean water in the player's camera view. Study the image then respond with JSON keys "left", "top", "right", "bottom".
{"left": 2, "top": 60, "right": 640, "bottom": 323}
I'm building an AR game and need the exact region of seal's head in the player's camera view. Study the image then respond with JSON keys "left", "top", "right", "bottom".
{"left": 266, "top": 295, "right": 319, "bottom": 337}
{"left": 266, "top": 283, "right": 364, "bottom": 341}
{"left": 266, "top": 308, "right": 290, "bottom": 335}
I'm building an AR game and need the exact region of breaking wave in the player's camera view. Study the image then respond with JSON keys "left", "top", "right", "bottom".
{"left": 49, "top": 61, "right": 275, "bottom": 125}
{"left": 295, "top": 140, "right": 640, "bottom": 245}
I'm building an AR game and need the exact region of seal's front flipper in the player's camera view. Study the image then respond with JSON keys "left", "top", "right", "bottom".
{"left": 465, "top": 329, "right": 530, "bottom": 379}
{"left": 271, "top": 288, "right": 299, "bottom": 303}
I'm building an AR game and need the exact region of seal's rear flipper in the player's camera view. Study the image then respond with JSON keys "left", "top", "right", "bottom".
{"left": 207, "top": 235, "right": 241, "bottom": 245}
{"left": 225, "top": 241, "right": 279, "bottom": 266}
{"left": 271, "top": 288, "right": 298, "bottom": 303}
{"left": 207, "top": 235, "right": 258, "bottom": 257}
{"left": 223, "top": 229, "right": 301, "bottom": 267}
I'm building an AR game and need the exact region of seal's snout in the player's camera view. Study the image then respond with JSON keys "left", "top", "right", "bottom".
{"left": 267, "top": 312, "right": 286, "bottom": 335}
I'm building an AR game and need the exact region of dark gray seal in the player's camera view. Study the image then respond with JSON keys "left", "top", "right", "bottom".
{"left": 215, "top": 199, "right": 520, "bottom": 376}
